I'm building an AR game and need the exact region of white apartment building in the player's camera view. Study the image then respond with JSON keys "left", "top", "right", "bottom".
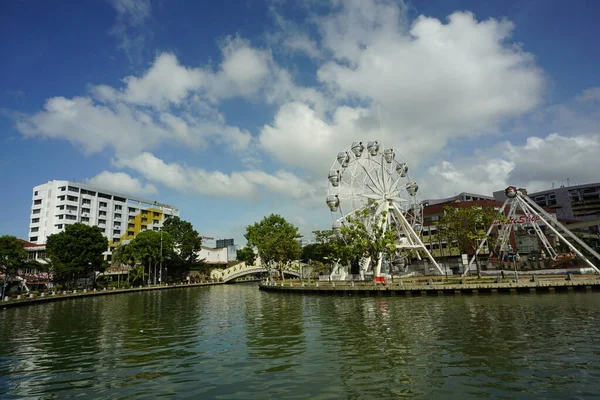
{"left": 29, "top": 180, "right": 179, "bottom": 246}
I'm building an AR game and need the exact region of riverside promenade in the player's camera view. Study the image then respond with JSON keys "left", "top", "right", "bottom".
{"left": 1, "top": 281, "right": 224, "bottom": 309}
{"left": 259, "top": 275, "right": 600, "bottom": 295}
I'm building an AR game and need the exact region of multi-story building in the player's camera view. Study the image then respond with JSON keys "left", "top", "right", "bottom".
{"left": 422, "top": 192, "right": 494, "bottom": 207}
{"left": 528, "top": 183, "right": 600, "bottom": 221}
{"left": 28, "top": 180, "right": 179, "bottom": 250}
{"left": 493, "top": 182, "right": 600, "bottom": 221}
{"left": 215, "top": 238, "right": 234, "bottom": 249}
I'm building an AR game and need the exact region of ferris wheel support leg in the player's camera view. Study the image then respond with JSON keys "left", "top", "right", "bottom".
{"left": 373, "top": 202, "right": 390, "bottom": 278}
{"left": 463, "top": 198, "right": 510, "bottom": 276}
{"left": 517, "top": 195, "right": 600, "bottom": 273}
{"left": 392, "top": 203, "right": 444, "bottom": 275}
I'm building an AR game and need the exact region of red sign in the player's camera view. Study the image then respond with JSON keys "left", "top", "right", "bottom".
{"left": 493, "top": 215, "right": 540, "bottom": 226}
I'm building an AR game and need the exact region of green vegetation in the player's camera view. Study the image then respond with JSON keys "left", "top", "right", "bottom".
{"left": 436, "top": 205, "right": 505, "bottom": 277}
{"left": 1, "top": 235, "right": 38, "bottom": 299}
{"left": 244, "top": 214, "right": 302, "bottom": 281}
{"left": 46, "top": 223, "right": 108, "bottom": 286}
{"left": 236, "top": 246, "right": 256, "bottom": 265}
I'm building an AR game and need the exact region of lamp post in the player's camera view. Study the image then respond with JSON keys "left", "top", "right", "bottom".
{"left": 160, "top": 228, "right": 163, "bottom": 285}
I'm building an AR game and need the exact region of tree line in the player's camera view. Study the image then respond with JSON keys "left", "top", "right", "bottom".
{"left": 0, "top": 216, "right": 204, "bottom": 291}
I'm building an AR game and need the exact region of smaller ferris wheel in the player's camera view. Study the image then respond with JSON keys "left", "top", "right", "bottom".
{"left": 326, "top": 140, "right": 443, "bottom": 277}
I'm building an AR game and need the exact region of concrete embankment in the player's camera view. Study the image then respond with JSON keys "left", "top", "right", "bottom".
{"left": 259, "top": 276, "right": 600, "bottom": 295}
{"left": 1, "top": 281, "right": 223, "bottom": 309}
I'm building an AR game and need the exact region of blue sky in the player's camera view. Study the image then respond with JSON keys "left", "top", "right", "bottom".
{"left": 2, "top": 0, "right": 600, "bottom": 245}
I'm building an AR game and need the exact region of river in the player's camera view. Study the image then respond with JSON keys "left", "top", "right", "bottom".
{"left": 1, "top": 284, "right": 599, "bottom": 399}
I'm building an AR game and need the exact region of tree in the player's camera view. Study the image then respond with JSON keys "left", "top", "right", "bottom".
{"left": 337, "top": 207, "right": 397, "bottom": 280}
{"left": 244, "top": 214, "right": 302, "bottom": 281}
{"left": 436, "top": 205, "right": 505, "bottom": 278}
{"left": 127, "top": 230, "right": 174, "bottom": 285}
{"left": 161, "top": 217, "right": 202, "bottom": 264}
{"left": 0, "top": 235, "right": 29, "bottom": 299}
{"left": 46, "top": 223, "right": 108, "bottom": 286}
{"left": 236, "top": 246, "right": 256, "bottom": 265}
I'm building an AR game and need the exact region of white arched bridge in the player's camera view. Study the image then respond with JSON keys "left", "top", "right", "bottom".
{"left": 210, "top": 261, "right": 303, "bottom": 283}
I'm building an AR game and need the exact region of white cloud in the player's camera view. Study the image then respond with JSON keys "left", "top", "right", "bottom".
{"left": 259, "top": 1, "right": 545, "bottom": 178}
{"left": 108, "top": 0, "right": 152, "bottom": 64}
{"left": 259, "top": 102, "right": 377, "bottom": 175}
{"left": 84, "top": 170, "right": 157, "bottom": 196}
{"left": 422, "top": 132, "right": 600, "bottom": 198}
{"left": 115, "top": 152, "right": 322, "bottom": 206}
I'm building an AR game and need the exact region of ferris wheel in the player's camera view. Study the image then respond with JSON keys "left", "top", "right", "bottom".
{"left": 326, "top": 140, "right": 443, "bottom": 277}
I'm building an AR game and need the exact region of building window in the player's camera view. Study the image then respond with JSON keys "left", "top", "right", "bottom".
{"left": 99, "top": 211, "right": 107, "bottom": 216}
{"left": 57, "top": 205, "right": 65, "bottom": 210}
{"left": 81, "top": 217, "right": 89, "bottom": 223}
{"left": 113, "top": 229, "right": 120, "bottom": 235}
{"left": 98, "top": 192, "right": 112, "bottom": 199}
{"left": 115, "top": 205, "right": 122, "bottom": 211}
{"left": 82, "top": 199, "right": 91, "bottom": 205}
{"left": 141, "top": 218, "right": 148, "bottom": 223}
{"left": 30, "top": 236, "right": 38, "bottom": 242}
{"left": 58, "top": 215, "right": 64, "bottom": 220}
{"left": 100, "top": 228, "right": 105, "bottom": 233}
{"left": 128, "top": 207, "right": 137, "bottom": 213}
{"left": 38, "top": 251, "right": 46, "bottom": 259}
{"left": 31, "top": 227, "right": 39, "bottom": 232}
{"left": 99, "top": 219, "right": 106, "bottom": 224}
{"left": 67, "top": 195, "right": 78, "bottom": 202}
{"left": 55, "top": 224, "right": 63, "bottom": 229}
{"left": 82, "top": 208, "right": 90, "bottom": 214}
{"left": 100, "top": 202, "right": 108, "bottom": 208}
{"left": 31, "top": 218, "right": 40, "bottom": 223}
{"left": 114, "top": 221, "right": 121, "bottom": 227}
{"left": 114, "top": 213, "right": 121, "bottom": 219}
{"left": 32, "top": 209, "right": 41, "bottom": 215}
{"left": 34, "top": 191, "right": 38, "bottom": 196}
{"left": 68, "top": 186, "right": 79, "bottom": 193}
{"left": 59, "top": 186, "right": 66, "bottom": 191}
{"left": 66, "top": 205, "right": 77, "bottom": 211}
{"left": 66, "top": 215, "right": 77, "bottom": 220}
{"left": 153, "top": 227, "right": 159, "bottom": 231}
{"left": 34, "top": 199, "right": 42, "bottom": 205}
{"left": 153, "top": 212, "right": 160, "bottom": 217}
{"left": 127, "top": 230, "right": 134, "bottom": 236}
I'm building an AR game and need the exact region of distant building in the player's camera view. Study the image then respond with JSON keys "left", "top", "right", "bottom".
{"left": 527, "top": 183, "right": 600, "bottom": 221}
{"left": 216, "top": 238, "right": 234, "bottom": 248}
{"left": 29, "top": 180, "right": 179, "bottom": 253}
{"left": 422, "top": 192, "right": 494, "bottom": 207}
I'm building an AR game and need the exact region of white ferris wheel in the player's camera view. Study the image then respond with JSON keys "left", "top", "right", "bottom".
{"left": 326, "top": 140, "right": 443, "bottom": 277}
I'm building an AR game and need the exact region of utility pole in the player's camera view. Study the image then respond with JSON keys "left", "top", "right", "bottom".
{"left": 160, "top": 229, "right": 163, "bottom": 285}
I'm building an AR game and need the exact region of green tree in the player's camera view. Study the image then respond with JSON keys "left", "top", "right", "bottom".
{"left": 0, "top": 235, "right": 29, "bottom": 299}
{"left": 128, "top": 265, "right": 147, "bottom": 285}
{"left": 436, "top": 205, "right": 505, "bottom": 278}
{"left": 128, "top": 230, "right": 174, "bottom": 285}
{"left": 236, "top": 246, "right": 256, "bottom": 265}
{"left": 161, "top": 217, "right": 202, "bottom": 264}
{"left": 337, "top": 207, "right": 397, "bottom": 280}
{"left": 46, "top": 223, "right": 108, "bottom": 286}
{"left": 244, "top": 214, "right": 302, "bottom": 281}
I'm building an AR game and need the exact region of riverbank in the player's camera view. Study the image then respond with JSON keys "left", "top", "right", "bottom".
{"left": 1, "top": 281, "right": 223, "bottom": 309}
{"left": 259, "top": 275, "right": 600, "bottom": 295}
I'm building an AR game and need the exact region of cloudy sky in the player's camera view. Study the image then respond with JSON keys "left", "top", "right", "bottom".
{"left": 1, "top": 0, "right": 599, "bottom": 245}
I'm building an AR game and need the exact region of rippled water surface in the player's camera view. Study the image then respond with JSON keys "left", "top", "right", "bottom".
{"left": 2, "top": 284, "right": 600, "bottom": 399}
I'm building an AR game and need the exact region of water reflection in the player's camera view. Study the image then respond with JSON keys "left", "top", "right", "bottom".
{"left": 2, "top": 286, "right": 600, "bottom": 399}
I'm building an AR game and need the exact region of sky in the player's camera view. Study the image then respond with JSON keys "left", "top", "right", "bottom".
{"left": 1, "top": 0, "right": 600, "bottom": 246}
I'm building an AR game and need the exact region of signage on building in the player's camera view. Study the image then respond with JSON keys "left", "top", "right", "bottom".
{"left": 492, "top": 215, "right": 541, "bottom": 226}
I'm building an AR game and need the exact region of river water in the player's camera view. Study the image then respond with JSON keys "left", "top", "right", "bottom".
{"left": 1, "top": 284, "right": 599, "bottom": 399}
